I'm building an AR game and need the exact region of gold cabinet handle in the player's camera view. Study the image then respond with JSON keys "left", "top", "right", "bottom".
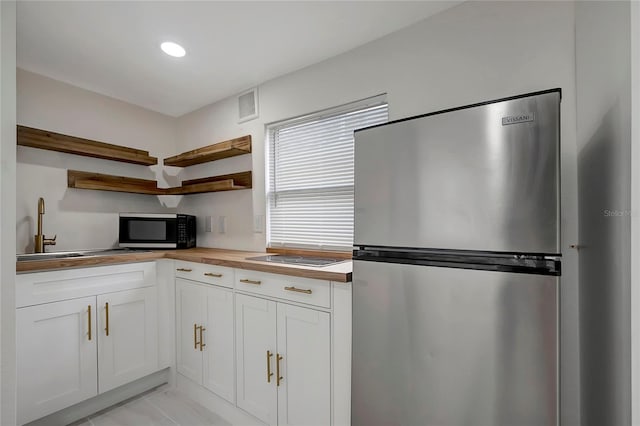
{"left": 193, "top": 323, "right": 198, "bottom": 350}
{"left": 104, "top": 302, "right": 109, "bottom": 336}
{"left": 204, "top": 272, "right": 223, "bottom": 278}
{"left": 240, "top": 279, "right": 262, "bottom": 285}
{"left": 276, "top": 353, "right": 283, "bottom": 386}
{"left": 284, "top": 286, "right": 312, "bottom": 294}
{"left": 177, "top": 268, "right": 193, "bottom": 272}
{"left": 87, "top": 305, "right": 92, "bottom": 341}
{"left": 198, "top": 326, "right": 206, "bottom": 351}
{"left": 266, "top": 350, "right": 274, "bottom": 383}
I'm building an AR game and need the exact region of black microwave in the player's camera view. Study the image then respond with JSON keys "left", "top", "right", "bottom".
{"left": 119, "top": 213, "right": 196, "bottom": 249}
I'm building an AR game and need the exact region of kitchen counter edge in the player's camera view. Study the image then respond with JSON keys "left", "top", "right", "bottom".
{"left": 15, "top": 248, "right": 353, "bottom": 283}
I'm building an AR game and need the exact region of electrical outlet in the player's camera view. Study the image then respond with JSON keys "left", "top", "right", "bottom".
{"left": 218, "top": 216, "right": 226, "bottom": 234}
{"left": 205, "top": 215, "right": 212, "bottom": 233}
{"left": 254, "top": 215, "right": 264, "bottom": 233}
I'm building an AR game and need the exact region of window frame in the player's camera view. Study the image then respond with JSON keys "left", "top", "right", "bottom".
{"left": 265, "top": 94, "right": 388, "bottom": 251}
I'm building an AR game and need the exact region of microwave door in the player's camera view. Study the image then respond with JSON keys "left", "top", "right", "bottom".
{"left": 119, "top": 216, "right": 178, "bottom": 248}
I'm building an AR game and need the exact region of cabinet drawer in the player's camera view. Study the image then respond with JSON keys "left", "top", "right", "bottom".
{"left": 175, "top": 261, "right": 233, "bottom": 288}
{"left": 16, "top": 262, "right": 156, "bottom": 308}
{"left": 235, "top": 270, "right": 331, "bottom": 308}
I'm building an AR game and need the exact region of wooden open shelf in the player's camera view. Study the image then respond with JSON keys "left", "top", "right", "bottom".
{"left": 18, "top": 125, "right": 158, "bottom": 166}
{"left": 68, "top": 170, "right": 163, "bottom": 195}
{"left": 67, "top": 170, "right": 252, "bottom": 195}
{"left": 166, "top": 171, "right": 253, "bottom": 194}
{"left": 24, "top": 124, "right": 254, "bottom": 198}
{"left": 163, "top": 135, "right": 251, "bottom": 167}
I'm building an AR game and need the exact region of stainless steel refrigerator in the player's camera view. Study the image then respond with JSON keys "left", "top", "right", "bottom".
{"left": 352, "top": 89, "right": 561, "bottom": 426}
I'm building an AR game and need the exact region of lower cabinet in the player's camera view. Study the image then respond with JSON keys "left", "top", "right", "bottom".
{"left": 17, "top": 260, "right": 347, "bottom": 426}
{"left": 16, "top": 263, "right": 159, "bottom": 425}
{"left": 97, "top": 287, "right": 158, "bottom": 393}
{"left": 17, "top": 296, "right": 98, "bottom": 424}
{"left": 236, "top": 293, "right": 331, "bottom": 426}
{"left": 176, "top": 278, "right": 235, "bottom": 403}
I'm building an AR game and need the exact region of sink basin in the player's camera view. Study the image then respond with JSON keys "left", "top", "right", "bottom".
{"left": 16, "top": 248, "right": 151, "bottom": 262}
{"left": 17, "top": 251, "right": 87, "bottom": 261}
{"left": 81, "top": 248, "right": 151, "bottom": 257}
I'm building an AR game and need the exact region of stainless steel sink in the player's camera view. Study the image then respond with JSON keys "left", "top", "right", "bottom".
{"left": 81, "top": 248, "right": 151, "bottom": 257}
{"left": 245, "top": 255, "right": 345, "bottom": 267}
{"left": 17, "top": 251, "right": 87, "bottom": 261}
{"left": 16, "top": 248, "right": 150, "bottom": 262}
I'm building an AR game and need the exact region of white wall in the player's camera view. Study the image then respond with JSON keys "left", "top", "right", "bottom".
{"left": 16, "top": 70, "right": 177, "bottom": 252}
{"left": 1, "top": 2, "right": 17, "bottom": 425}
{"left": 176, "top": 2, "right": 580, "bottom": 423}
{"left": 576, "top": 2, "right": 632, "bottom": 425}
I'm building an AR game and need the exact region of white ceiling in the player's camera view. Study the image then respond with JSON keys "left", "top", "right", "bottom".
{"left": 17, "top": 1, "right": 461, "bottom": 117}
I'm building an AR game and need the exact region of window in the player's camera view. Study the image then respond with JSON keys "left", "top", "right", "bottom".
{"left": 266, "top": 96, "right": 388, "bottom": 251}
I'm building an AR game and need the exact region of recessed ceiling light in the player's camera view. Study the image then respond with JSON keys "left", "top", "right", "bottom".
{"left": 161, "top": 41, "right": 186, "bottom": 58}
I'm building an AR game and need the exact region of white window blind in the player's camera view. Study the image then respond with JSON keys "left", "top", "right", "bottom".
{"left": 267, "top": 98, "right": 388, "bottom": 251}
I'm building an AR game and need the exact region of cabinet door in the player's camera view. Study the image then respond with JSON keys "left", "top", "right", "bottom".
{"left": 17, "top": 297, "right": 98, "bottom": 425}
{"left": 203, "top": 285, "right": 235, "bottom": 403}
{"left": 277, "top": 303, "right": 331, "bottom": 426}
{"left": 236, "top": 294, "right": 278, "bottom": 425}
{"left": 176, "top": 279, "right": 204, "bottom": 384}
{"left": 97, "top": 287, "right": 158, "bottom": 393}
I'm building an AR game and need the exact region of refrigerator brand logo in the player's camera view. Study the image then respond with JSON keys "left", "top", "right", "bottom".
{"left": 502, "top": 113, "right": 535, "bottom": 126}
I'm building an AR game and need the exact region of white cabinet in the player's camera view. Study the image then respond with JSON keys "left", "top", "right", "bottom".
{"left": 16, "top": 262, "right": 159, "bottom": 425}
{"left": 175, "top": 261, "right": 233, "bottom": 288}
{"left": 276, "top": 302, "right": 331, "bottom": 426}
{"left": 17, "top": 297, "right": 98, "bottom": 424}
{"left": 236, "top": 293, "right": 330, "bottom": 426}
{"left": 176, "top": 277, "right": 235, "bottom": 403}
{"left": 176, "top": 279, "right": 203, "bottom": 384}
{"left": 235, "top": 270, "right": 331, "bottom": 309}
{"left": 173, "top": 261, "right": 350, "bottom": 426}
{"left": 203, "top": 282, "right": 235, "bottom": 401}
{"left": 236, "top": 294, "right": 278, "bottom": 424}
{"left": 97, "top": 287, "right": 158, "bottom": 393}
{"left": 16, "top": 262, "right": 156, "bottom": 307}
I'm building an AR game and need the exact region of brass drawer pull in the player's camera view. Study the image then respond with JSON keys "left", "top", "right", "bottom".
{"left": 276, "top": 353, "right": 283, "bottom": 386}
{"left": 204, "top": 272, "right": 223, "bottom": 278}
{"left": 267, "top": 350, "right": 274, "bottom": 383}
{"left": 87, "top": 305, "right": 92, "bottom": 341}
{"left": 105, "top": 302, "right": 110, "bottom": 336}
{"left": 284, "top": 286, "right": 312, "bottom": 294}
{"left": 177, "top": 268, "right": 193, "bottom": 272}
{"left": 240, "top": 279, "right": 262, "bottom": 285}
{"left": 198, "top": 325, "right": 206, "bottom": 351}
{"left": 193, "top": 323, "right": 198, "bottom": 349}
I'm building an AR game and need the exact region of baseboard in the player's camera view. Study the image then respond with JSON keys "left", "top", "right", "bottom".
{"left": 24, "top": 368, "right": 170, "bottom": 426}
{"left": 175, "top": 373, "right": 265, "bottom": 425}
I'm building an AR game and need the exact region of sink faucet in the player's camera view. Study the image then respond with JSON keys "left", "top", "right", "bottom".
{"left": 34, "top": 197, "right": 56, "bottom": 253}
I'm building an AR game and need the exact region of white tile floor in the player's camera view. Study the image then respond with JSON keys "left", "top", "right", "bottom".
{"left": 69, "top": 385, "right": 231, "bottom": 426}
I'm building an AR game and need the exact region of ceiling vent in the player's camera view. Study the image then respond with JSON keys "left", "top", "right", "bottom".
{"left": 238, "top": 87, "right": 259, "bottom": 123}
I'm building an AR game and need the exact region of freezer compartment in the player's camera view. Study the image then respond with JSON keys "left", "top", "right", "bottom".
{"left": 352, "top": 260, "right": 558, "bottom": 426}
{"left": 354, "top": 90, "right": 560, "bottom": 254}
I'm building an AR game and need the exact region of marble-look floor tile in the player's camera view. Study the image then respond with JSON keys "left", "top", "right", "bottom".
{"left": 88, "top": 397, "right": 177, "bottom": 426}
{"left": 145, "top": 389, "right": 231, "bottom": 426}
{"left": 67, "top": 385, "right": 233, "bottom": 426}
{"left": 67, "top": 419, "right": 93, "bottom": 426}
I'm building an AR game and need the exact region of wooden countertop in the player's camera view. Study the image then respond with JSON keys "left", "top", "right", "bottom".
{"left": 16, "top": 248, "right": 353, "bottom": 283}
